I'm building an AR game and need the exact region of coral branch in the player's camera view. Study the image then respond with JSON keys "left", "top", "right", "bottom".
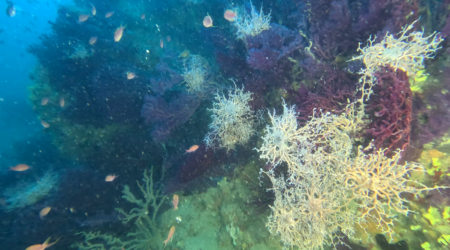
{"left": 233, "top": 1, "right": 271, "bottom": 40}
{"left": 75, "top": 167, "right": 167, "bottom": 250}
{"left": 117, "top": 168, "right": 165, "bottom": 225}
{"left": 258, "top": 100, "right": 445, "bottom": 249}
{"left": 182, "top": 55, "right": 210, "bottom": 93}
{"left": 342, "top": 147, "right": 438, "bottom": 238}
{"left": 204, "top": 85, "right": 256, "bottom": 151}
{"left": 350, "top": 19, "right": 443, "bottom": 102}
{"left": 365, "top": 66, "right": 412, "bottom": 154}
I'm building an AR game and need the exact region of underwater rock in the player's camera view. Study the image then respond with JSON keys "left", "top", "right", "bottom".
{"left": 159, "top": 177, "right": 282, "bottom": 249}
{"left": 414, "top": 72, "right": 450, "bottom": 146}
{"left": 176, "top": 145, "right": 223, "bottom": 184}
{"left": 375, "top": 234, "right": 409, "bottom": 250}
{"left": 164, "top": 144, "right": 228, "bottom": 193}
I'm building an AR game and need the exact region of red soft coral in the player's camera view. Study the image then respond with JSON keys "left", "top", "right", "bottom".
{"left": 293, "top": 61, "right": 356, "bottom": 123}
{"left": 365, "top": 66, "right": 412, "bottom": 154}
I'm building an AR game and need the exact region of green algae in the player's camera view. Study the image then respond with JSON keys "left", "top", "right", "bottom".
{"left": 159, "top": 173, "right": 281, "bottom": 249}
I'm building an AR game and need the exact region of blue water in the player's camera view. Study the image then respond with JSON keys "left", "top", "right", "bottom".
{"left": 0, "top": 0, "right": 66, "bottom": 166}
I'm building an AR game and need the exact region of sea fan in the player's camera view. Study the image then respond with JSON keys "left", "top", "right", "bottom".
{"left": 2, "top": 171, "right": 59, "bottom": 212}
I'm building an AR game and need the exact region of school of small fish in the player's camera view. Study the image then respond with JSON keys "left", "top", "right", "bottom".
{"left": 203, "top": 14, "right": 214, "bottom": 28}
{"left": 114, "top": 24, "right": 126, "bottom": 42}
{"left": 40, "top": 207, "right": 51, "bottom": 219}
{"left": 40, "top": 120, "right": 50, "bottom": 128}
{"left": 41, "top": 97, "right": 49, "bottom": 105}
{"left": 9, "top": 164, "right": 30, "bottom": 171}
{"left": 26, "top": 237, "right": 59, "bottom": 250}
{"left": 126, "top": 71, "right": 136, "bottom": 80}
{"left": 172, "top": 194, "right": 179, "bottom": 210}
{"left": 224, "top": 9, "right": 237, "bottom": 22}
{"left": 2, "top": 3, "right": 235, "bottom": 248}
{"left": 59, "top": 97, "right": 65, "bottom": 108}
{"left": 163, "top": 226, "right": 175, "bottom": 248}
{"left": 186, "top": 144, "right": 199, "bottom": 153}
{"left": 90, "top": 4, "right": 96, "bottom": 16}
{"left": 105, "top": 174, "right": 118, "bottom": 182}
{"left": 105, "top": 11, "right": 114, "bottom": 18}
{"left": 78, "top": 14, "right": 89, "bottom": 22}
{"left": 6, "top": 2, "right": 16, "bottom": 17}
{"left": 89, "top": 36, "right": 97, "bottom": 45}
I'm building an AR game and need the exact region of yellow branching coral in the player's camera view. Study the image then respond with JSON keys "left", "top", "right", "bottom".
{"left": 204, "top": 85, "right": 256, "bottom": 151}
{"left": 265, "top": 135, "right": 357, "bottom": 249}
{"left": 256, "top": 101, "right": 303, "bottom": 169}
{"left": 343, "top": 147, "right": 437, "bottom": 238}
{"left": 233, "top": 1, "right": 271, "bottom": 40}
{"left": 350, "top": 19, "right": 443, "bottom": 102}
{"left": 257, "top": 101, "right": 355, "bottom": 173}
{"left": 74, "top": 167, "right": 167, "bottom": 250}
{"left": 257, "top": 19, "right": 447, "bottom": 250}
{"left": 260, "top": 103, "right": 357, "bottom": 249}
{"left": 352, "top": 20, "right": 442, "bottom": 77}
{"left": 266, "top": 159, "right": 356, "bottom": 250}
{"left": 259, "top": 101, "right": 445, "bottom": 249}
{"left": 182, "top": 55, "right": 209, "bottom": 93}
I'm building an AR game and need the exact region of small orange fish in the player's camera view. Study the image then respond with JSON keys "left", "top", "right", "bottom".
{"left": 6, "top": 4, "right": 16, "bottom": 17}
{"left": 185, "top": 145, "right": 199, "bottom": 153}
{"left": 224, "top": 10, "right": 237, "bottom": 22}
{"left": 105, "top": 11, "right": 114, "bottom": 18}
{"left": 114, "top": 24, "right": 126, "bottom": 42}
{"left": 79, "top": 14, "right": 90, "bottom": 22}
{"left": 126, "top": 72, "right": 136, "bottom": 80}
{"left": 160, "top": 39, "right": 164, "bottom": 48}
{"left": 41, "top": 97, "right": 49, "bottom": 106}
{"left": 172, "top": 194, "right": 179, "bottom": 210}
{"left": 89, "top": 36, "right": 97, "bottom": 45}
{"left": 41, "top": 120, "right": 50, "bottom": 128}
{"left": 166, "top": 36, "right": 170, "bottom": 42}
{"left": 9, "top": 164, "right": 30, "bottom": 171}
{"left": 26, "top": 237, "right": 59, "bottom": 250}
{"left": 203, "top": 14, "right": 214, "bottom": 28}
{"left": 59, "top": 97, "right": 65, "bottom": 107}
{"left": 40, "top": 207, "right": 51, "bottom": 219}
{"left": 90, "top": 4, "right": 96, "bottom": 16}
{"left": 178, "top": 50, "right": 190, "bottom": 58}
{"left": 141, "top": 13, "right": 145, "bottom": 20}
{"left": 105, "top": 174, "right": 118, "bottom": 182}
{"left": 163, "top": 226, "right": 175, "bottom": 248}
